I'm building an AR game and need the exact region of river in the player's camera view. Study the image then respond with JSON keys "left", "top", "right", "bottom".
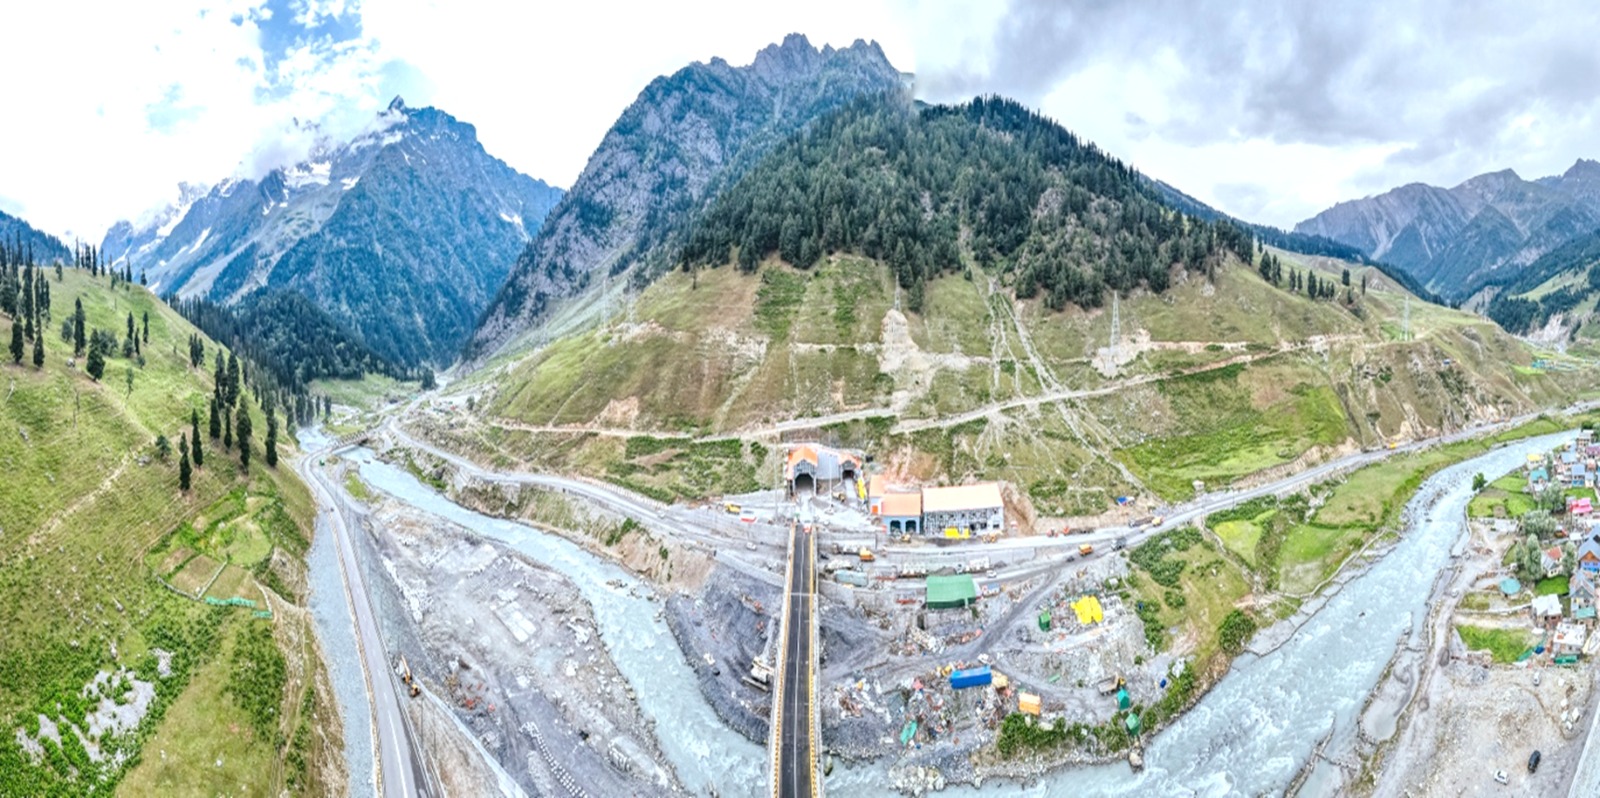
{"left": 319, "top": 428, "right": 1573, "bottom": 796}
{"left": 343, "top": 446, "right": 769, "bottom": 796}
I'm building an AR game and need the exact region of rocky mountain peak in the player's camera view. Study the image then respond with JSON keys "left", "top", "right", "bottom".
{"left": 749, "top": 33, "right": 825, "bottom": 80}
{"left": 387, "top": 95, "right": 408, "bottom": 113}
{"left": 1563, "top": 158, "right": 1600, "bottom": 181}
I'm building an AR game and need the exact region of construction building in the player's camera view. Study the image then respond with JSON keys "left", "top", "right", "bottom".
{"left": 785, "top": 444, "right": 863, "bottom": 497}
{"left": 921, "top": 483, "right": 1005, "bottom": 536}
{"left": 881, "top": 492, "right": 923, "bottom": 535}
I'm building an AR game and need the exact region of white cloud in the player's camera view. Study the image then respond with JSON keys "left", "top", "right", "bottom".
{"left": 6, "top": 0, "right": 1596, "bottom": 241}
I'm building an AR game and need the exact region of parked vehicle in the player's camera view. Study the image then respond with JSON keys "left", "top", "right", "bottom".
{"left": 1529, "top": 750, "right": 1542, "bottom": 773}
{"left": 1079, "top": 544, "right": 1094, "bottom": 556}
{"left": 1097, "top": 675, "right": 1125, "bottom": 695}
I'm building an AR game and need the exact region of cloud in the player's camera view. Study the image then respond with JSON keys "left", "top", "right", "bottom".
{"left": 907, "top": 0, "right": 1600, "bottom": 226}
{"left": 7, "top": 0, "right": 1599, "bottom": 238}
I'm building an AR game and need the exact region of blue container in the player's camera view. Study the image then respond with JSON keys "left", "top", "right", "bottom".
{"left": 950, "top": 666, "right": 993, "bottom": 690}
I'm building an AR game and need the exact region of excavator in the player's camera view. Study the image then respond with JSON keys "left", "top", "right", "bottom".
{"left": 397, "top": 656, "right": 420, "bottom": 698}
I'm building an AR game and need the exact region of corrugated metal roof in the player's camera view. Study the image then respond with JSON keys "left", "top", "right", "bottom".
{"left": 922, "top": 482, "right": 1004, "bottom": 514}
{"left": 926, "top": 574, "right": 977, "bottom": 608}
{"left": 880, "top": 492, "right": 922, "bottom": 516}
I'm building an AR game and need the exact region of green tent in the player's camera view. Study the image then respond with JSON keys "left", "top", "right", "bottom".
{"left": 1116, "top": 687, "right": 1130, "bottom": 710}
{"left": 926, "top": 575, "right": 978, "bottom": 609}
{"left": 1125, "top": 713, "right": 1141, "bottom": 736}
{"left": 1038, "top": 610, "right": 1052, "bottom": 632}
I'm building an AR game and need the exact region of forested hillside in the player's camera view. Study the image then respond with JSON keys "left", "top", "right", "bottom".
{"left": 1483, "top": 228, "right": 1600, "bottom": 335}
{"left": 678, "top": 95, "right": 1254, "bottom": 310}
{"left": 172, "top": 289, "right": 405, "bottom": 391}
{"left": 0, "top": 247, "right": 341, "bottom": 794}
{"left": 0, "top": 208, "right": 70, "bottom": 264}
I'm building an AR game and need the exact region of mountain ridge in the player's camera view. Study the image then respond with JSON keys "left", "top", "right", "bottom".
{"left": 1295, "top": 159, "right": 1600, "bottom": 301}
{"left": 101, "top": 102, "right": 563, "bottom": 366}
{"left": 467, "top": 33, "right": 909, "bottom": 360}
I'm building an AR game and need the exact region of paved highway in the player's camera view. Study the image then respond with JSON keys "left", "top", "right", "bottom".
{"left": 298, "top": 443, "right": 434, "bottom": 798}
{"left": 773, "top": 522, "right": 819, "bottom": 798}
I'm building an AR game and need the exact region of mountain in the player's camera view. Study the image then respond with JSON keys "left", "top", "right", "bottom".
{"left": 1482, "top": 227, "right": 1600, "bottom": 345}
{"left": 0, "top": 208, "right": 70, "bottom": 263}
{"left": 438, "top": 94, "right": 1581, "bottom": 517}
{"left": 99, "top": 181, "right": 212, "bottom": 269}
{"left": 466, "top": 33, "right": 909, "bottom": 359}
{"left": 1147, "top": 179, "right": 1443, "bottom": 304}
{"left": 102, "top": 99, "right": 563, "bottom": 366}
{"left": 1294, "top": 160, "right": 1600, "bottom": 301}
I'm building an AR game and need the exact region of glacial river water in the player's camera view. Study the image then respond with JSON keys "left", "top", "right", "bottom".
{"left": 315, "top": 429, "right": 1573, "bottom": 796}
{"left": 343, "top": 447, "right": 769, "bottom": 796}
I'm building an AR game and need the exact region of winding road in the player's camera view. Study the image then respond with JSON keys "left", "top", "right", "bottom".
{"left": 298, "top": 442, "right": 435, "bottom": 798}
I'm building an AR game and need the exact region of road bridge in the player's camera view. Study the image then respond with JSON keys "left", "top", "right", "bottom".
{"left": 770, "top": 522, "right": 820, "bottom": 798}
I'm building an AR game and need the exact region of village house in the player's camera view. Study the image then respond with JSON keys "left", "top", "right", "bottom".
{"left": 1529, "top": 467, "right": 1550, "bottom": 492}
{"left": 1553, "top": 622, "right": 1588, "bottom": 658}
{"left": 1532, "top": 593, "right": 1564, "bottom": 629}
{"left": 1571, "top": 568, "right": 1598, "bottom": 626}
{"left": 1571, "top": 497, "right": 1594, "bottom": 518}
{"left": 1542, "top": 545, "right": 1567, "bottom": 579}
{"left": 1579, "top": 532, "right": 1600, "bottom": 574}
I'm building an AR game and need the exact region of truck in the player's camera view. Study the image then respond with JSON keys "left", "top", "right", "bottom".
{"left": 949, "top": 666, "right": 993, "bottom": 690}
{"left": 1097, "top": 675, "right": 1125, "bottom": 695}
{"left": 1079, "top": 543, "right": 1094, "bottom": 557}
{"left": 858, "top": 548, "right": 876, "bottom": 562}
{"left": 723, "top": 502, "right": 741, "bottom": 515}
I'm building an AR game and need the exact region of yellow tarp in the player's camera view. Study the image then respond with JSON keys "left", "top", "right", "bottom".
{"left": 1018, "top": 693, "right": 1041, "bottom": 715}
{"left": 992, "top": 671, "right": 1009, "bottom": 690}
{"left": 1071, "top": 595, "right": 1104, "bottom": 625}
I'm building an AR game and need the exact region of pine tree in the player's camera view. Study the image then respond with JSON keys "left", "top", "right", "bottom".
{"left": 32, "top": 333, "right": 43, "bottom": 368}
{"left": 191, "top": 409, "right": 204, "bottom": 468}
{"left": 9, "top": 321, "right": 22, "bottom": 363}
{"left": 223, "top": 406, "right": 233, "bottom": 451}
{"left": 72, "top": 298, "right": 85, "bottom": 355}
{"left": 265, "top": 408, "right": 278, "bottom": 468}
{"left": 86, "top": 345, "right": 105, "bottom": 381}
{"left": 142, "top": 311, "right": 149, "bottom": 343}
{"left": 236, "top": 407, "right": 252, "bottom": 471}
{"left": 1341, "top": 268, "right": 1351, "bottom": 287}
{"left": 179, "top": 434, "right": 192, "bottom": 492}
{"left": 125, "top": 312, "right": 134, "bottom": 345}
{"left": 225, "top": 352, "right": 239, "bottom": 407}
{"left": 209, "top": 396, "right": 221, "bottom": 439}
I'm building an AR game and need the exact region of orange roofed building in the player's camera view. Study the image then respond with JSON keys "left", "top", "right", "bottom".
{"left": 784, "top": 444, "right": 863, "bottom": 496}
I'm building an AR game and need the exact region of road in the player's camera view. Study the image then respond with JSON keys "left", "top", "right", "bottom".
{"left": 772, "top": 522, "right": 819, "bottom": 798}
{"left": 298, "top": 444, "right": 434, "bottom": 798}
{"left": 385, "top": 420, "right": 790, "bottom": 581}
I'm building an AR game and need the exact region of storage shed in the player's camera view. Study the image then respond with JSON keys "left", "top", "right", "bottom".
{"left": 925, "top": 574, "right": 978, "bottom": 609}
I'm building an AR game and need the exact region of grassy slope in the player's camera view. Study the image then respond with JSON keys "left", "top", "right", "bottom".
{"left": 465, "top": 249, "right": 1589, "bottom": 511}
{"left": 0, "top": 269, "right": 336, "bottom": 796}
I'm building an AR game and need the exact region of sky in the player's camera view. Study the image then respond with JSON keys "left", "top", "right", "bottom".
{"left": 2, "top": 0, "right": 1598, "bottom": 240}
